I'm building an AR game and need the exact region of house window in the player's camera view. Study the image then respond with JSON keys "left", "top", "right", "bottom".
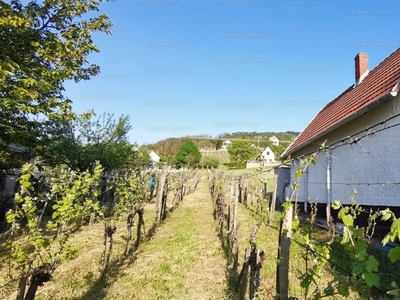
{"left": 266, "top": 151, "right": 270, "bottom": 155}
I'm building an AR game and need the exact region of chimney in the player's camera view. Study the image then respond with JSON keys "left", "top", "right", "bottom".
{"left": 354, "top": 52, "right": 368, "bottom": 85}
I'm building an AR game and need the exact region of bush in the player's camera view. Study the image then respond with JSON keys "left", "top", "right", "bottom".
{"left": 200, "top": 156, "right": 220, "bottom": 168}
{"left": 175, "top": 141, "right": 201, "bottom": 168}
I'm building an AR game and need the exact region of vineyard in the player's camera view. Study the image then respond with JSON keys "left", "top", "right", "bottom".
{"left": 206, "top": 163, "right": 400, "bottom": 300}
{"left": 0, "top": 165, "right": 203, "bottom": 300}
{"left": 0, "top": 162, "right": 400, "bottom": 299}
{"left": 200, "top": 149, "right": 231, "bottom": 164}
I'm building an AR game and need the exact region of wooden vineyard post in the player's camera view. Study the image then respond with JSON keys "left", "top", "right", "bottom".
{"left": 263, "top": 178, "right": 267, "bottom": 199}
{"left": 249, "top": 182, "right": 254, "bottom": 207}
{"left": 232, "top": 181, "right": 239, "bottom": 271}
{"left": 179, "top": 172, "right": 184, "bottom": 202}
{"left": 238, "top": 224, "right": 255, "bottom": 300}
{"left": 269, "top": 174, "right": 278, "bottom": 226}
{"left": 276, "top": 205, "right": 293, "bottom": 300}
{"left": 227, "top": 180, "right": 233, "bottom": 233}
{"left": 135, "top": 209, "right": 145, "bottom": 248}
{"left": 238, "top": 176, "right": 242, "bottom": 203}
{"left": 155, "top": 167, "right": 168, "bottom": 222}
{"left": 249, "top": 248, "right": 265, "bottom": 299}
{"left": 161, "top": 177, "right": 168, "bottom": 220}
{"left": 126, "top": 212, "right": 135, "bottom": 256}
{"left": 238, "top": 223, "right": 265, "bottom": 300}
{"left": 243, "top": 174, "right": 249, "bottom": 206}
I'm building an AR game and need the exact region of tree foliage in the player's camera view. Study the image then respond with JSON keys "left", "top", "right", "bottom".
{"left": 36, "top": 112, "right": 137, "bottom": 172}
{"left": 175, "top": 140, "right": 201, "bottom": 168}
{"left": 227, "top": 140, "right": 257, "bottom": 168}
{"left": 200, "top": 156, "right": 220, "bottom": 168}
{"left": 0, "top": 0, "right": 113, "bottom": 162}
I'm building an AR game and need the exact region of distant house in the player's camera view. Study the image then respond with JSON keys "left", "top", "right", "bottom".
{"left": 149, "top": 151, "right": 160, "bottom": 164}
{"left": 220, "top": 140, "right": 232, "bottom": 150}
{"left": 260, "top": 147, "right": 276, "bottom": 163}
{"left": 269, "top": 136, "right": 279, "bottom": 146}
{"left": 280, "top": 48, "right": 400, "bottom": 217}
{"left": 246, "top": 146, "right": 276, "bottom": 168}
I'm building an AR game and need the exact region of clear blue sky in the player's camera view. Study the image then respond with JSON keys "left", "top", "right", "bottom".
{"left": 63, "top": 0, "right": 400, "bottom": 145}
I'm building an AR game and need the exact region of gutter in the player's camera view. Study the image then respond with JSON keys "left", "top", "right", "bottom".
{"left": 282, "top": 89, "right": 398, "bottom": 159}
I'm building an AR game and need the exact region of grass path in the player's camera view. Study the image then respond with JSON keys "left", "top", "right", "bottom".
{"left": 102, "top": 173, "right": 228, "bottom": 300}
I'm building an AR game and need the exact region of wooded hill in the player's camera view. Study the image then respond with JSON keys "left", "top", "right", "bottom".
{"left": 143, "top": 131, "right": 299, "bottom": 161}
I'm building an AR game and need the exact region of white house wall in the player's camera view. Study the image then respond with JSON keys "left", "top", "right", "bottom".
{"left": 289, "top": 93, "right": 400, "bottom": 207}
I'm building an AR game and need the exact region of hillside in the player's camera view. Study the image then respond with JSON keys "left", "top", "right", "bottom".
{"left": 143, "top": 131, "right": 298, "bottom": 160}
{"left": 215, "top": 131, "right": 299, "bottom": 143}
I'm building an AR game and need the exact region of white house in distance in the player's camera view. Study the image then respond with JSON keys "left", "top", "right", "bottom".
{"left": 246, "top": 146, "right": 276, "bottom": 168}
{"left": 269, "top": 136, "right": 279, "bottom": 146}
{"left": 220, "top": 140, "right": 232, "bottom": 150}
{"left": 260, "top": 146, "right": 276, "bottom": 163}
{"left": 280, "top": 48, "right": 400, "bottom": 218}
{"left": 149, "top": 150, "right": 160, "bottom": 165}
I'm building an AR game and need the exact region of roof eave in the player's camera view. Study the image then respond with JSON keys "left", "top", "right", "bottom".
{"left": 282, "top": 91, "right": 396, "bottom": 159}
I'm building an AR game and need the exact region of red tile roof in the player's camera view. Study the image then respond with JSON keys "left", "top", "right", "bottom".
{"left": 283, "top": 48, "right": 400, "bottom": 158}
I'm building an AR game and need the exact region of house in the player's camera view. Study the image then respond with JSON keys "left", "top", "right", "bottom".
{"left": 260, "top": 147, "right": 276, "bottom": 163}
{"left": 246, "top": 146, "right": 276, "bottom": 168}
{"left": 148, "top": 150, "right": 160, "bottom": 167}
{"left": 220, "top": 140, "right": 232, "bottom": 150}
{"left": 280, "top": 49, "right": 400, "bottom": 218}
{"left": 269, "top": 136, "right": 279, "bottom": 146}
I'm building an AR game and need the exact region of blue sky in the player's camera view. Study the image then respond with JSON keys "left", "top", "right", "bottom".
{"left": 63, "top": 0, "right": 400, "bottom": 145}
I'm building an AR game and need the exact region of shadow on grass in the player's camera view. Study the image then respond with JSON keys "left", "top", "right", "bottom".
{"left": 215, "top": 219, "right": 240, "bottom": 299}
{"left": 74, "top": 256, "right": 122, "bottom": 300}
{"left": 75, "top": 205, "right": 179, "bottom": 300}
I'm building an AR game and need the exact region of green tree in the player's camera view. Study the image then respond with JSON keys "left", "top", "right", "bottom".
{"left": 133, "top": 145, "right": 152, "bottom": 168}
{"left": 227, "top": 140, "right": 258, "bottom": 168}
{"left": 36, "top": 112, "right": 137, "bottom": 172}
{"left": 200, "top": 156, "right": 220, "bottom": 168}
{"left": 175, "top": 140, "right": 201, "bottom": 168}
{"left": 0, "top": 0, "right": 113, "bottom": 163}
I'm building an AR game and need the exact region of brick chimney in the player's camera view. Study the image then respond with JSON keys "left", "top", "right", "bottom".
{"left": 354, "top": 52, "right": 368, "bottom": 85}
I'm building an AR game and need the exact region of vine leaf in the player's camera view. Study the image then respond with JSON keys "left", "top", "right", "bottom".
{"left": 363, "top": 272, "right": 380, "bottom": 288}
{"left": 365, "top": 255, "right": 379, "bottom": 273}
{"left": 331, "top": 200, "right": 341, "bottom": 210}
{"left": 354, "top": 240, "right": 367, "bottom": 254}
{"left": 381, "top": 210, "right": 392, "bottom": 222}
{"left": 388, "top": 247, "right": 400, "bottom": 263}
{"left": 337, "top": 280, "right": 350, "bottom": 296}
{"left": 341, "top": 214, "right": 354, "bottom": 227}
{"left": 342, "top": 229, "right": 351, "bottom": 244}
